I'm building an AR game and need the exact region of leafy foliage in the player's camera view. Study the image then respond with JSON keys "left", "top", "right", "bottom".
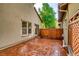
{"left": 39, "top": 3, "right": 58, "bottom": 28}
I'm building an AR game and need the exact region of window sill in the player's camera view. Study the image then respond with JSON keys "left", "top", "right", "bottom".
{"left": 21, "top": 34, "right": 28, "bottom": 37}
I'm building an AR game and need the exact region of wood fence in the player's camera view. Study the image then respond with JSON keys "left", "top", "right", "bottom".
{"left": 69, "top": 11, "right": 79, "bottom": 56}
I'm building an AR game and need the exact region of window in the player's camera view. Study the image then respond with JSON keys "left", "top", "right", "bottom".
{"left": 35, "top": 24, "right": 39, "bottom": 34}
{"left": 22, "top": 21, "right": 32, "bottom": 36}
{"left": 28, "top": 22, "right": 32, "bottom": 34}
{"left": 22, "top": 21, "right": 27, "bottom": 35}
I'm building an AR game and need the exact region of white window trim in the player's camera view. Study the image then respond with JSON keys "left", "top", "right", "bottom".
{"left": 28, "top": 22, "right": 32, "bottom": 35}
{"left": 22, "top": 21, "right": 28, "bottom": 36}
{"left": 22, "top": 21, "right": 32, "bottom": 37}
{"left": 35, "top": 24, "right": 39, "bottom": 35}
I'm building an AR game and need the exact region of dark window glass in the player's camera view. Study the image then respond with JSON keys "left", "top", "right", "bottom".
{"left": 35, "top": 24, "right": 39, "bottom": 34}
{"left": 28, "top": 22, "right": 32, "bottom": 34}
{"left": 22, "top": 21, "right": 27, "bottom": 35}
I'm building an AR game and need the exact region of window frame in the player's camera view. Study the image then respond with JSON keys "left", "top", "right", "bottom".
{"left": 35, "top": 24, "right": 39, "bottom": 35}
{"left": 28, "top": 21, "right": 32, "bottom": 34}
{"left": 22, "top": 21, "right": 28, "bottom": 36}
{"left": 22, "top": 20, "right": 32, "bottom": 36}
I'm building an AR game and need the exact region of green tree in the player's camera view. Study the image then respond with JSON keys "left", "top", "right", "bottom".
{"left": 39, "top": 3, "right": 58, "bottom": 28}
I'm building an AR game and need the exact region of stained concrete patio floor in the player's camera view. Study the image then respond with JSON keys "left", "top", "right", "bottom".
{"left": 0, "top": 37, "right": 67, "bottom": 56}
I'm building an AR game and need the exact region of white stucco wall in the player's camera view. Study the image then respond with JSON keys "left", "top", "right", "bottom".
{"left": 0, "top": 3, "right": 41, "bottom": 49}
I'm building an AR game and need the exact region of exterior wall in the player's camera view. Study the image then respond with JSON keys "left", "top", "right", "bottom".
{"left": 0, "top": 4, "right": 41, "bottom": 49}
{"left": 62, "top": 12, "right": 69, "bottom": 46}
{"left": 58, "top": 22, "right": 63, "bottom": 28}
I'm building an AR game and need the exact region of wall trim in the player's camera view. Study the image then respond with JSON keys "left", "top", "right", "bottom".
{"left": 0, "top": 36, "right": 37, "bottom": 50}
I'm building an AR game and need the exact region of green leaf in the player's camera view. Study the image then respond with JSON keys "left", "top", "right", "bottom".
{"left": 39, "top": 3, "right": 59, "bottom": 29}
